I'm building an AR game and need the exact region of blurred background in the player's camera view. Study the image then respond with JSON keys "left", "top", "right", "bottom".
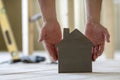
{"left": 0, "top": 0, "right": 120, "bottom": 61}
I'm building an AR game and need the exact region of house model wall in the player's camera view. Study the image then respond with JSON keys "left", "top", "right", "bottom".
{"left": 57, "top": 28, "right": 94, "bottom": 73}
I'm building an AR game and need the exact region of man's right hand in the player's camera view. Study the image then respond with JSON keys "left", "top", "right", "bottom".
{"left": 39, "top": 20, "right": 62, "bottom": 61}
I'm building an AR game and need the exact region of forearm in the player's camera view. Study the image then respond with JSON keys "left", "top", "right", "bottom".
{"left": 85, "top": 0, "right": 102, "bottom": 23}
{"left": 38, "top": 0, "right": 57, "bottom": 22}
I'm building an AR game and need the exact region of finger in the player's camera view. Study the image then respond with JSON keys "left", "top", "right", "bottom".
{"left": 92, "top": 46, "right": 97, "bottom": 61}
{"left": 95, "top": 45, "right": 99, "bottom": 52}
{"left": 92, "top": 45, "right": 100, "bottom": 61}
{"left": 92, "top": 47, "right": 94, "bottom": 54}
{"left": 104, "top": 29, "right": 110, "bottom": 42}
{"left": 97, "top": 44, "right": 104, "bottom": 56}
{"left": 92, "top": 47, "right": 95, "bottom": 61}
{"left": 92, "top": 53, "right": 98, "bottom": 61}
{"left": 45, "top": 42, "right": 58, "bottom": 61}
{"left": 94, "top": 54, "right": 99, "bottom": 61}
{"left": 93, "top": 46, "right": 99, "bottom": 55}
{"left": 39, "top": 28, "right": 46, "bottom": 42}
{"left": 92, "top": 54, "right": 95, "bottom": 61}
{"left": 52, "top": 44, "right": 58, "bottom": 60}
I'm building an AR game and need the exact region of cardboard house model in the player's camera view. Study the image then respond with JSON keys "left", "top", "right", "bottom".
{"left": 57, "top": 28, "right": 94, "bottom": 73}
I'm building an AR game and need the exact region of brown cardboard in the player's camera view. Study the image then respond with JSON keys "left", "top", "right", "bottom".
{"left": 58, "top": 28, "right": 94, "bottom": 73}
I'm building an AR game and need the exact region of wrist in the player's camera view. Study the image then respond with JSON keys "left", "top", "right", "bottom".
{"left": 85, "top": 16, "right": 102, "bottom": 29}
{"left": 86, "top": 16, "right": 100, "bottom": 24}
{"left": 42, "top": 16, "right": 58, "bottom": 23}
{"left": 42, "top": 17, "right": 59, "bottom": 26}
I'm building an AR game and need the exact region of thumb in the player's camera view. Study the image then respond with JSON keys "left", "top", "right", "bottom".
{"left": 104, "top": 29, "right": 110, "bottom": 42}
{"left": 39, "top": 28, "right": 46, "bottom": 42}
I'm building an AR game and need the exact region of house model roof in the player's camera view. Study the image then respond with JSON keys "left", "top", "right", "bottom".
{"left": 58, "top": 28, "right": 94, "bottom": 47}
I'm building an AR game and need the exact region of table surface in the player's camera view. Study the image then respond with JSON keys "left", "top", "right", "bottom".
{"left": 0, "top": 52, "right": 120, "bottom": 80}
{"left": 0, "top": 60, "right": 120, "bottom": 80}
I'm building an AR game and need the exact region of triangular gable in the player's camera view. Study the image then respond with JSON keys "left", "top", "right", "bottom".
{"left": 64, "top": 29, "right": 93, "bottom": 46}
{"left": 57, "top": 28, "right": 94, "bottom": 47}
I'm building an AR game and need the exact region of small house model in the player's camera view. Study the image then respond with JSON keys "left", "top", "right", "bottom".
{"left": 57, "top": 28, "right": 94, "bottom": 73}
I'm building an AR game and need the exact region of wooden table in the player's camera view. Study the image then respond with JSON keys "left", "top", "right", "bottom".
{"left": 0, "top": 60, "right": 120, "bottom": 80}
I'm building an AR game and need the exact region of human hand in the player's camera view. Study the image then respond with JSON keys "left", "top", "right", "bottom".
{"left": 85, "top": 21, "right": 110, "bottom": 61}
{"left": 39, "top": 20, "right": 62, "bottom": 61}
